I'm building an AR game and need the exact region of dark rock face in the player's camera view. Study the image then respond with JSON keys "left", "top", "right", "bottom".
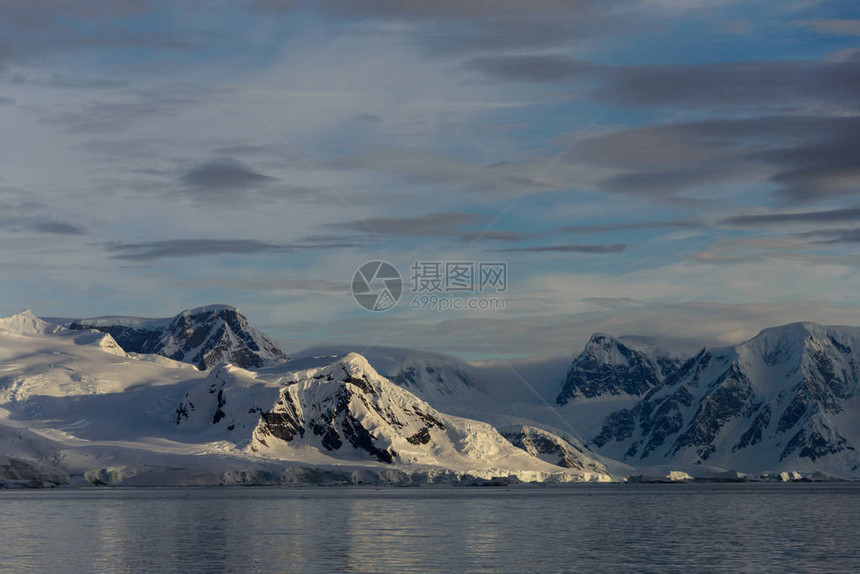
{"left": 71, "top": 305, "right": 288, "bottom": 370}
{"left": 556, "top": 334, "right": 681, "bottom": 405}
{"left": 589, "top": 323, "right": 860, "bottom": 471}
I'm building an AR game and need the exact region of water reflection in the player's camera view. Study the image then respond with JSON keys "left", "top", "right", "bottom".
{"left": 1, "top": 484, "right": 858, "bottom": 573}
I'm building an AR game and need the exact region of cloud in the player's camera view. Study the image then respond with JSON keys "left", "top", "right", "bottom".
{"left": 315, "top": 300, "right": 860, "bottom": 359}
{"left": 329, "top": 148, "right": 555, "bottom": 196}
{"left": 722, "top": 207, "right": 860, "bottom": 226}
{"left": 178, "top": 157, "right": 277, "bottom": 190}
{"left": 105, "top": 238, "right": 361, "bottom": 261}
{"left": 827, "top": 47, "right": 860, "bottom": 63}
{"left": 0, "top": 1, "right": 147, "bottom": 29}
{"left": 27, "top": 221, "right": 87, "bottom": 235}
{"left": 571, "top": 115, "right": 860, "bottom": 203}
{"left": 467, "top": 53, "right": 860, "bottom": 112}
{"left": 260, "top": 0, "right": 610, "bottom": 19}
{"left": 343, "top": 212, "right": 482, "bottom": 237}
{"left": 0, "top": 197, "right": 87, "bottom": 236}
{"left": 794, "top": 18, "right": 860, "bottom": 36}
{"left": 556, "top": 219, "right": 702, "bottom": 234}
{"left": 493, "top": 243, "right": 628, "bottom": 254}
{"left": 802, "top": 228, "right": 860, "bottom": 245}
{"left": 179, "top": 277, "right": 347, "bottom": 294}
{"left": 46, "top": 73, "right": 127, "bottom": 90}
{"left": 0, "top": 1, "right": 198, "bottom": 67}
{"left": 458, "top": 230, "right": 534, "bottom": 242}
{"left": 333, "top": 212, "right": 534, "bottom": 242}
{"left": 43, "top": 85, "right": 212, "bottom": 134}
{"left": 467, "top": 55, "right": 596, "bottom": 83}
{"left": 254, "top": 0, "right": 637, "bottom": 53}
{"left": 595, "top": 60, "right": 860, "bottom": 110}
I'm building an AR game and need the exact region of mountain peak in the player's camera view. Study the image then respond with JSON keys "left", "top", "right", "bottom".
{"left": 180, "top": 304, "right": 240, "bottom": 316}
{"left": 557, "top": 332, "right": 682, "bottom": 404}
{"left": 0, "top": 310, "right": 65, "bottom": 336}
{"left": 70, "top": 304, "right": 289, "bottom": 370}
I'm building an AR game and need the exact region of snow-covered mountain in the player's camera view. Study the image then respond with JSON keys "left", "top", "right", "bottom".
{"left": 4, "top": 307, "right": 860, "bottom": 484}
{"left": 177, "top": 353, "right": 606, "bottom": 481}
{"left": 0, "top": 311, "right": 608, "bottom": 485}
{"left": 557, "top": 333, "right": 682, "bottom": 404}
{"left": 67, "top": 305, "right": 289, "bottom": 370}
{"left": 591, "top": 323, "right": 860, "bottom": 476}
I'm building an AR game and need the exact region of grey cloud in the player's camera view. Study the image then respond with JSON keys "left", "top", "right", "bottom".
{"left": 802, "top": 228, "right": 860, "bottom": 245}
{"left": 355, "top": 113, "right": 382, "bottom": 123}
{"left": 179, "top": 157, "right": 276, "bottom": 190}
{"left": 0, "top": 1, "right": 198, "bottom": 66}
{"left": 599, "top": 166, "right": 744, "bottom": 197}
{"left": 254, "top": 0, "right": 621, "bottom": 23}
{"left": 0, "top": 197, "right": 87, "bottom": 235}
{"left": 337, "top": 212, "right": 533, "bottom": 242}
{"left": 596, "top": 60, "right": 860, "bottom": 109}
{"left": 467, "top": 53, "right": 860, "bottom": 112}
{"left": 179, "top": 277, "right": 347, "bottom": 294}
{"left": 794, "top": 18, "right": 860, "bottom": 36}
{"left": 494, "top": 243, "right": 628, "bottom": 254}
{"left": 43, "top": 85, "right": 211, "bottom": 134}
{"left": 0, "top": 1, "right": 147, "bottom": 29}
{"left": 329, "top": 149, "right": 555, "bottom": 195}
{"left": 557, "top": 219, "right": 702, "bottom": 234}
{"left": 722, "top": 207, "right": 860, "bottom": 226}
{"left": 105, "top": 238, "right": 361, "bottom": 261}
{"left": 213, "top": 144, "right": 284, "bottom": 157}
{"left": 317, "top": 301, "right": 860, "bottom": 359}
{"left": 27, "top": 221, "right": 87, "bottom": 235}
{"left": 827, "top": 47, "right": 860, "bottom": 63}
{"left": 467, "top": 55, "right": 596, "bottom": 83}
{"left": 458, "top": 230, "right": 533, "bottom": 242}
{"left": 689, "top": 252, "right": 759, "bottom": 264}
{"left": 581, "top": 297, "right": 646, "bottom": 309}
{"left": 255, "top": 0, "right": 637, "bottom": 53}
{"left": 343, "top": 212, "right": 483, "bottom": 237}
{"left": 573, "top": 115, "right": 860, "bottom": 203}
{"left": 257, "top": 0, "right": 608, "bottom": 19}
{"left": 47, "top": 73, "right": 127, "bottom": 89}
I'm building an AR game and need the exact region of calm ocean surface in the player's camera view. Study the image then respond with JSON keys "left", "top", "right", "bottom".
{"left": 1, "top": 483, "right": 858, "bottom": 573}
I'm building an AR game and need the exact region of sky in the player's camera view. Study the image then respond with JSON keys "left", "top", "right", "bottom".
{"left": 1, "top": 0, "right": 860, "bottom": 360}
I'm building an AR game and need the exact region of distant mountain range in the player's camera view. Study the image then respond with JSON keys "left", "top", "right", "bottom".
{"left": 0, "top": 308, "right": 606, "bottom": 487}
{"left": 1, "top": 305, "right": 857, "bottom": 486}
{"left": 587, "top": 322, "right": 860, "bottom": 476}
{"left": 64, "top": 305, "right": 289, "bottom": 370}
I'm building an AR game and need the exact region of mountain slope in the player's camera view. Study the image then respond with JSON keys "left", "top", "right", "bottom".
{"left": 238, "top": 353, "right": 608, "bottom": 480}
{"left": 499, "top": 425, "right": 608, "bottom": 474}
{"left": 591, "top": 323, "right": 860, "bottom": 476}
{"left": 68, "top": 305, "right": 289, "bottom": 370}
{"left": 0, "top": 311, "right": 609, "bottom": 484}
